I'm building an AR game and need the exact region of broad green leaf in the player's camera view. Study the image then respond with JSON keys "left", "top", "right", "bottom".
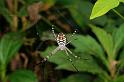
{"left": 113, "top": 75, "right": 124, "bottom": 82}
{"left": 71, "top": 35, "right": 108, "bottom": 68}
{"left": 71, "top": 35, "right": 104, "bottom": 57}
{"left": 41, "top": 46, "right": 69, "bottom": 65}
{"left": 59, "top": 74, "right": 91, "bottom": 82}
{"left": 113, "top": 23, "right": 124, "bottom": 56}
{"left": 9, "top": 70, "right": 38, "bottom": 82}
{"left": 41, "top": 45, "right": 104, "bottom": 74}
{"left": 90, "top": 0, "right": 119, "bottom": 19}
{"left": 56, "top": 56, "right": 103, "bottom": 74}
{"left": 90, "top": 25, "right": 114, "bottom": 59}
{"left": 0, "top": 32, "right": 24, "bottom": 66}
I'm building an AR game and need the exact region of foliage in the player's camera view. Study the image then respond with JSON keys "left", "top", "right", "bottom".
{"left": 59, "top": 74, "right": 92, "bottom": 82}
{"left": 41, "top": 23, "right": 124, "bottom": 82}
{"left": 90, "top": 0, "right": 124, "bottom": 19}
{"left": 9, "top": 69, "right": 38, "bottom": 82}
{"left": 0, "top": 0, "right": 124, "bottom": 82}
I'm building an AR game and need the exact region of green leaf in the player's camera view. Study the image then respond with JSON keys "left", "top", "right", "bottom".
{"left": 59, "top": 74, "right": 92, "bottom": 82}
{"left": 0, "top": 8, "right": 12, "bottom": 24}
{"left": 68, "top": 1, "right": 93, "bottom": 27}
{"left": 9, "top": 69, "right": 38, "bottom": 82}
{"left": 94, "top": 77, "right": 109, "bottom": 82}
{"left": 90, "top": 25, "right": 114, "bottom": 59}
{"left": 0, "top": 0, "right": 12, "bottom": 24}
{"left": 118, "top": 49, "right": 124, "bottom": 69}
{"left": 71, "top": 35, "right": 104, "bottom": 57}
{"left": 91, "top": 15, "right": 107, "bottom": 26}
{"left": 90, "top": 0, "right": 119, "bottom": 19}
{"left": 41, "top": 45, "right": 104, "bottom": 74}
{"left": 0, "top": 0, "right": 5, "bottom": 8}
{"left": 18, "top": 6, "right": 28, "bottom": 17}
{"left": 56, "top": 55, "right": 103, "bottom": 74}
{"left": 113, "top": 23, "right": 124, "bottom": 56}
{"left": 0, "top": 32, "right": 24, "bottom": 66}
{"left": 113, "top": 75, "right": 124, "bottom": 82}
{"left": 119, "top": 0, "right": 124, "bottom": 3}
{"left": 41, "top": 46, "right": 68, "bottom": 65}
{"left": 71, "top": 35, "right": 108, "bottom": 68}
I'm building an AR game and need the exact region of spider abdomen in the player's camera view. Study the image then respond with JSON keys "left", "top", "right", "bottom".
{"left": 57, "top": 33, "right": 66, "bottom": 46}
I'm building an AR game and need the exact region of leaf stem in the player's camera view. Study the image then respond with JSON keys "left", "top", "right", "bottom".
{"left": 1, "top": 66, "right": 7, "bottom": 82}
{"left": 112, "top": 9, "right": 124, "bottom": 20}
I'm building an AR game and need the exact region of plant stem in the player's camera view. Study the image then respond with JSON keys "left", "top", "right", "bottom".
{"left": 1, "top": 66, "right": 7, "bottom": 82}
{"left": 14, "top": 0, "right": 18, "bottom": 14}
{"left": 11, "top": 0, "right": 18, "bottom": 32}
{"left": 112, "top": 9, "right": 124, "bottom": 20}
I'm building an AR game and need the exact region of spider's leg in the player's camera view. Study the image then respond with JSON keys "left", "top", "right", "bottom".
{"left": 36, "top": 47, "right": 60, "bottom": 65}
{"left": 51, "top": 46, "right": 60, "bottom": 54}
{"left": 52, "top": 25, "right": 57, "bottom": 40}
{"left": 65, "top": 47, "right": 80, "bottom": 59}
{"left": 64, "top": 49, "right": 79, "bottom": 72}
{"left": 66, "top": 30, "right": 77, "bottom": 45}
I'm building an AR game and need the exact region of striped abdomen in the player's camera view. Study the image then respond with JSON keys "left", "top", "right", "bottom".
{"left": 57, "top": 33, "right": 66, "bottom": 46}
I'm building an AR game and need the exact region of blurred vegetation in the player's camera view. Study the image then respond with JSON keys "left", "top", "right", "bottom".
{"left": 0, "top": 0, "right": 124, "bottom": 82}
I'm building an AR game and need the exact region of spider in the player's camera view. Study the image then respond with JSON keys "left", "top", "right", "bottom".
{"left": 37, "top": 25, "right": 80, "bottom": 71}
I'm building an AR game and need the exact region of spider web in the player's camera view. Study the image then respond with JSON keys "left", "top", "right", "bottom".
{"left": 35, "top": 7, "right": 83, "bottom": 82}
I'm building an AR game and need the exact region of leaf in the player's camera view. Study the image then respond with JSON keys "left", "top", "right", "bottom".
{"left": 0, "top": 0, "right": 5, "bottom": 8}
{"left": 68, "top": 0, "right": 108, "bottom": 28}
{"left": 59, "top": 74, "right": 92, "bottom": 82}
{"left": 119, "top": 0, "right": 124, "bottom": 3}
{"left": 0, "top": 32, "right": 24, "bottom": 66}
{"left": 68, "top": 1, "right": 93, "bottom": 27}
{"left": 113, "top": 75, "right": 124, "bottom": 82}
{"left": 41, "top": 46, "right": 68, "bottom": 65}
{"left": 9, "top": 69, "right": 38, "bottom": 82}
{"left": 0, "top": 8, "right": 12, "bottom": 24}
{"left": 90, "top": 25, "right": 114, "bottom": 59}
{"left": 41, "top": 45, "right": 104, "bottom": 74}
{"left": 56, "top": 55, "right": 103, "bottom": 74}
{"left": 18, "top": 6, "right": 28, "bottom": 17}
{"left": 91, "top": 15, "right": 107, "bottom": 26}
{"left": 90, "top": 0, "right": 119, "bottom": 19}
{"left": 71, "top": 35, "right": 108, "bottom": 68}
{"left": 113, "top": 23, "right": 124, "bottom": 56}
{"left": 0, "top": 0, "right": 12, "bottom": 24}
{"left": 118, "top": 49, "right": 124, "bottom": 69}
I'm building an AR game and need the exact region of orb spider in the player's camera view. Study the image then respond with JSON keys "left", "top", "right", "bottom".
{"left": 37, "top": 25, "right": 80, "bottom": 71}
